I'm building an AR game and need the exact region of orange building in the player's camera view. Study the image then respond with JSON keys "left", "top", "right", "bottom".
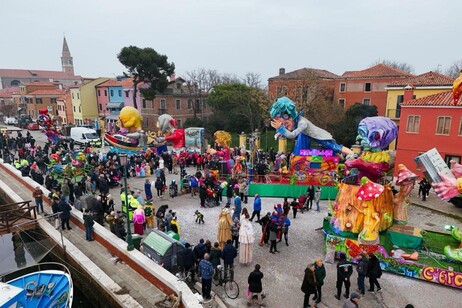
{"left": 333, "top": 64, "right": 412, "bottom": 116}
{"left": 395, "top": 91, "right": 462, "bottom": 176}
{"left": 13, "top": 82, "right": 65, "bottom": 119}
{"left": 56, "top": 91, "right": 74, "bottom": 125}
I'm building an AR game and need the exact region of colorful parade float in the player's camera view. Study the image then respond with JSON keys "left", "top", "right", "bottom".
{"left": 322, "top": 80, "right": 462, "bottom": 290}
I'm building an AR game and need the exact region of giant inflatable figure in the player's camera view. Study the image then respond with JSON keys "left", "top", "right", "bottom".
{"left": 207, "top": 130, "right": 232, "bottom": 174}
{"left": 156, "top": 114, "right": 185, "bottom": 149}
{"left": 37, "top": 108, "right": 61, "bottom": 144}
{"left": 269, "top": 97, "right": 352, "bottom": 156}
{"left": 118, "top": 106, "right": 147, "bottom": 146}
{"left": 345, "top": 116, "right": 397, "bottom": 183}
{"left": 452, "top": 71, "right": 462, "bottom": 105}
{"left": 393, "top": 164, "right": 418, "bottom": 225}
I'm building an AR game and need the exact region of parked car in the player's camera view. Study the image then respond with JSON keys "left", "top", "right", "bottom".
{"left": 4, "top": 117, "right": 18, "bottom": 125}
{"left": 26, "top": 123, "right": 40, "bottom": 130}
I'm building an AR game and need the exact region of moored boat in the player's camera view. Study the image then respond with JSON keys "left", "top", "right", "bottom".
{"left": 0, "top": 262, "right": 73, "bottom": 308}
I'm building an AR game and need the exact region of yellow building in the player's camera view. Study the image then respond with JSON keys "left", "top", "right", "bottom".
{"left": 71, "top": 78, "right": 109, "bottom": 126}
{"left": 385, "top": 71, "right": 453, "bottom": 149}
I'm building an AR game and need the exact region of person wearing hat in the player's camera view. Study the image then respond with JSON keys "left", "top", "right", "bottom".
{"left": 342, "top": 293, "right": 360, "bottom": 308}
{"left": 356, "top": 253, "right": 369, "bottom": 296}
{"left": 301, "top": 263, "right": 317, "bottom": 308}
{"left": 335, "top": 252, "right": 353, "bottom": 300}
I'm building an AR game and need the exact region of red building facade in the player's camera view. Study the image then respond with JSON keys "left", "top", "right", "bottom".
{"left": 395, "top": 91, "right": 462, "bottom": 176}
{"left": 333, "top": 64, "right": 412, "bottom": 116}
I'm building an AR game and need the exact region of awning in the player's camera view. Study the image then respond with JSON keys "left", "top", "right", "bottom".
{"left": 106, "top": 102, "right": 124, "bottom": 109}
{"left": 106, "top": 113, "right": 119, "bottom": 120}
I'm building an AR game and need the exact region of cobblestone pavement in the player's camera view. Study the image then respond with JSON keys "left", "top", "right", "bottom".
{"left": 108, "top": 167, "right": 462, "bottom": 308}
{"left": 21, "top": 129, "right": 462, "bottom": 308}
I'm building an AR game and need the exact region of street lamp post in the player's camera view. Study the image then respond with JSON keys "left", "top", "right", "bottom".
{"left": 119, "top": 153, "right": 134, "bottom": 251}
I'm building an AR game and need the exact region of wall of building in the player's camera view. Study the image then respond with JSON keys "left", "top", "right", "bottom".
{"left": 395, "top": 106, "right": 462, "bottom": 176}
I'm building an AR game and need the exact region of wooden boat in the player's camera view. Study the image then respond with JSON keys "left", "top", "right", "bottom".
{"left": 0, "top": 262, "right": 73, "bottom": 308}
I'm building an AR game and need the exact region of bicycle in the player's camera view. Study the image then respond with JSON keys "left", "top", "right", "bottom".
{"left": 176, "top": 264, "right": 197, "bottom": 287}
{"left": 212, "top": 265, "right": 239, "bottom": 299}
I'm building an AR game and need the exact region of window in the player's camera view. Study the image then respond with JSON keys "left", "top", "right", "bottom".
{"left": 160, "top": 99, "right": 166, "bottom": 109}
{"left": 73, "top": 106, "right": 76, "bottom": 112}
{"left": 142, "top": 99, "right": 146, "bottom": 109}
{"left": 99, "top": 103, "right": 102, "bottom": 111}
{"left": 177, "top": 119, "right": 182, "bottom": 128}
{"left": 176, "top": 99, "right": 181, "bottom": 110}
{"left": 72, "top": 93, "right": 74, "bottom": 99}
{"left": 276, "top": 86, "right": 288, "bottom": 97}
{"left": 406, "top": 115, "right": 420, "bottom": 133}
{"left": 79, "top": 106, "right": 81, "bottom": 112}
{"left": 110, "top": 90, "right": 114, "bottom": 96}
{"left": 364, "top": 83, "right": 371, "bottom": 92}
{"left": 338, "top": 98, "right": 345, "bottom": 108}
{"left": 36, "top": 98, "right": 43, "bottom": 104}
{"left": 459, "top": 117, "right": 462, "bottom": 136}
{"left": 339, "top": 83, "right": 346, "bottom": 92}
{"left": 187, "top": 99, "right": 192, "bottom": 109}
{"left": 436, "top": 116, "right": 451, "bottom": 135}
{"left": 104, "top": 90, "right": 107, "bottom": 96}
{"left": 445, "top": 154, "right": 461, "bottom": 167}
{"left": 98, "top": 90, "right": 101, "bottom": 96}
{"left": 125, "top": 91, "right": 129, "bottom": 98}
{"left": 77, "top": 93, "right": 80, "bottom": 99}
{"left": 118, "top": 90, "right": 122, "bottom": 97}
{"left": 50, "top": 98, "right": 56, "bottom": 104}
{"left": 176, "top": 83, "right": 181, "bottom": 89}
{"left": 362, "top": 98, "right": 371, "bottom": 105}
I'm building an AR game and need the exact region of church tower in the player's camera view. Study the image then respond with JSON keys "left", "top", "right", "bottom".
{"left": 61, "top": 36, "right": 74, "bottom": 75}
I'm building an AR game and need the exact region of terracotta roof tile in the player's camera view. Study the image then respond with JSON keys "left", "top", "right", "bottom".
{"left": 340, "top": 64, "right": 413, "bottom": 79}
{"left": 400, "top": 91, "right": 460, "bottom": 106}
{"left": 388, "top": 71, "right": 453, "bottom": 87}
{"left": 27, "top": 89, "right": 66, "bottom": 96}
{"left": 269, "top": 68, "right": 339, "bottom": 80}
{"left": 0, "top": 87, "right": 19, "bottom": 98}
{"left": 0, "top": 68, "right": 81, "bottom": 79}
{"left": 97, "top": 78, "right": 135, "bottom": 87}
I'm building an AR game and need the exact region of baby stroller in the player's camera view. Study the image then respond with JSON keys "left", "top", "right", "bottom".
{"left": 205, "top": 187, "right": 218, "bottom": 208}
{"left": 181, "top": 175, "right": 191, "bottom": 194}
{"left": 169, "top": 180, "right": 178, "bottom": 198}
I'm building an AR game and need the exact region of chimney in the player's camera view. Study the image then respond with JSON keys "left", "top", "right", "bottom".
{"left": 403, "top": 85, "right": 414, "bottom": 102}
{"left": 279, "top": 68, "right": 285, "bottom": 75}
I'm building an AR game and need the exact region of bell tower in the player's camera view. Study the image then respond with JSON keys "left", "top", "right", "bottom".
{"left": 61, "top": 36, "right": 74, "bottom": 75}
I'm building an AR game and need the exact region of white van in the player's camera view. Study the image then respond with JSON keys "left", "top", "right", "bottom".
{"left": 70, "top": 127, "right": 100, "bottom": 145}
{"left": 4, "top": 117, "right": 18, "bottom": 125}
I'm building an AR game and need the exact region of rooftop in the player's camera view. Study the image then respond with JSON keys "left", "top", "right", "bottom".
{"left": 0, "top": 87, "right": 19, "bottom": 98}
{"left": 400, "top": 91, "right": 460, "bottom": 107}
{"left": 27, "top": 89, "right": 66, "bottom": 96}
{"left": 388, "top": 71, "right": 454, "bottom": 87}
{"left": 0, "top": 68, "right": 81, "bottom": 79}
{"left": 97, "top": 78, "right": 135, "bottom": 87}
{"left": 269, "top": 68, "right": 339, "bottom": 81}
{"left": 340, "top": 64, "right": 413, "bottom": 79}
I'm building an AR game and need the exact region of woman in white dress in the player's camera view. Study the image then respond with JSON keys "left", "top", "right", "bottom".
{"left": 239, "top": 208, "right": 255, "bottom": 265}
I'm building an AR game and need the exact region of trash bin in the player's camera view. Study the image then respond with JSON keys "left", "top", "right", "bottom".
{"left": 142, "top": 230, "right": 184, "bottom": 272}
{"left": 166, "top": 230, "right": 180, "bottom": 241}
{"left": 131, "top": 234, "right": 142, "bottom": 250}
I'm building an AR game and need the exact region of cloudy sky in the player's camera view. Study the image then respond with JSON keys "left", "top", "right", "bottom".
{"left": 0, "top": 0, "right": 460, "bottom": 82}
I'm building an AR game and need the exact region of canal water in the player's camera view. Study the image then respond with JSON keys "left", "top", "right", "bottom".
{"left": 0, "top": 194, "right": 98, "bottom": 307}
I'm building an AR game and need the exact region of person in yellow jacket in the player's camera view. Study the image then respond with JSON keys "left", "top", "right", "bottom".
{"left": 171, "top": 216, "right": 181, "bottom": 235}
{"left": 144, "top": 199, "right": 156, "bottom": 229}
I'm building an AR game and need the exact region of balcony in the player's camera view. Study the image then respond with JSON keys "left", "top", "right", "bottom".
{"left": 158, "top": 108, "right": 167, "bottom": 115}
{"left": 386, "top": 109, "right": 401, "bottom": 119}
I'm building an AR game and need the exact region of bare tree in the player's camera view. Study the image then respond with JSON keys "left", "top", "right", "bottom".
{"left": 371, "top": 59, "right": 414, "bottom": 74}
{"left": 185, "top": 68, "right": 223, "bottom": 119}
{"left": 445, "top": 60, "right": 462, "bottom": 78}
{"left": 0, "top": 102, "right": 15, "bottom": 118}
{"left": 242, "top": 72, "right": 263, "bottom": 89}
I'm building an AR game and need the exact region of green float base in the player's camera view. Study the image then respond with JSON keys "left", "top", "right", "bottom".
{"left": 248, "top": 183, "right": 338, "bottom": 199}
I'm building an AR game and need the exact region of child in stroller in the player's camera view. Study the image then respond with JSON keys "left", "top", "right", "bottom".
{"left": 205, "top": 186, "right": 218, "bottom": 208}
{"left": 169, "top": 180, "right": 178, "bottom": 198}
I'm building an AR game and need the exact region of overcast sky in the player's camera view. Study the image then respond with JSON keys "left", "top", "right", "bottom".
{"left": 0, "top": 0, "right": 460, "bottom": 83}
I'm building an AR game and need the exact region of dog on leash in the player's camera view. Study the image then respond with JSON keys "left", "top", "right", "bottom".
{"left": 194, "top": 210, "right": 204, "bottom": 224}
